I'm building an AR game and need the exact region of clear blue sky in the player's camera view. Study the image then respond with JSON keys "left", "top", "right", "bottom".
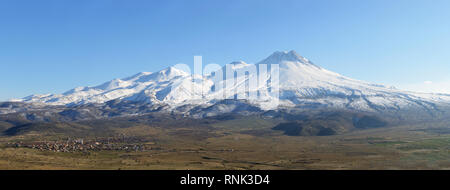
{"left": 1, "top": 0, "right": 450, "bottom": 101}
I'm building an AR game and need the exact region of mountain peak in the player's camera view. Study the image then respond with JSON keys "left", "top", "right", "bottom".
{"left": 147, "top": 66, "right": 189, "bottom": 81}
{"left": 122, "top": 72, "right": 152, "bottom": 82}
{"left": 230, "top": 60, "right": 247, "bottom": 65}
{"left": 287, "top": 50, "right": 302, "bottom": 59}
{"left": 164, "top": 66, "right": 189, "bottom": 76}
{"left": 227, "top": 61, "right": 249, "bottom": 70}
{"left": 260, "top": 50, "right": 310, "bottom": 65}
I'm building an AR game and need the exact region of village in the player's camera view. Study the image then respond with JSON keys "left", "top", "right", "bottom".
{"left": 8, "top": 135, "right": 157, "bottom": 153}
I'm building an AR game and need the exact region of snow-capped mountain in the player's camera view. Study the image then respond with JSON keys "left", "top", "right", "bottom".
{"left": 11, "top": 51, "right": 450, "bottom": 116}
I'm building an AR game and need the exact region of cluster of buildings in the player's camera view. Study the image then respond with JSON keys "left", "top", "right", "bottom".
{"left": 10, "top": 136, "right": 154, "bottom": 153}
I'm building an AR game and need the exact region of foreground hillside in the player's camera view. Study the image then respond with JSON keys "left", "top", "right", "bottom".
{"left": 0, "top": 114, "right": 449, "bottom": 169}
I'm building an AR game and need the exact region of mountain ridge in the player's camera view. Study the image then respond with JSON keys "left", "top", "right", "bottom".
{"left": 4, "top": 50, "right": 450, "bottom": 118}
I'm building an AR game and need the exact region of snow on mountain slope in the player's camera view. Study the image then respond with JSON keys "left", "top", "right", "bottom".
{"left": 18, "top": 67, "right": 190, "bottom": 105}
{"left": 13, "top": 51, "right": 450, "bottom": 114}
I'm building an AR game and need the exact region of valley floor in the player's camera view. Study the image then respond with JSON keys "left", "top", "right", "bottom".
{"left": 0, "top": 118, "right": 449, "bottom": 170}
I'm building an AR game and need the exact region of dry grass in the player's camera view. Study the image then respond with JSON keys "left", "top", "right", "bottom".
{"left": 1, "top": 118, "right": 449, "bottom": 170}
